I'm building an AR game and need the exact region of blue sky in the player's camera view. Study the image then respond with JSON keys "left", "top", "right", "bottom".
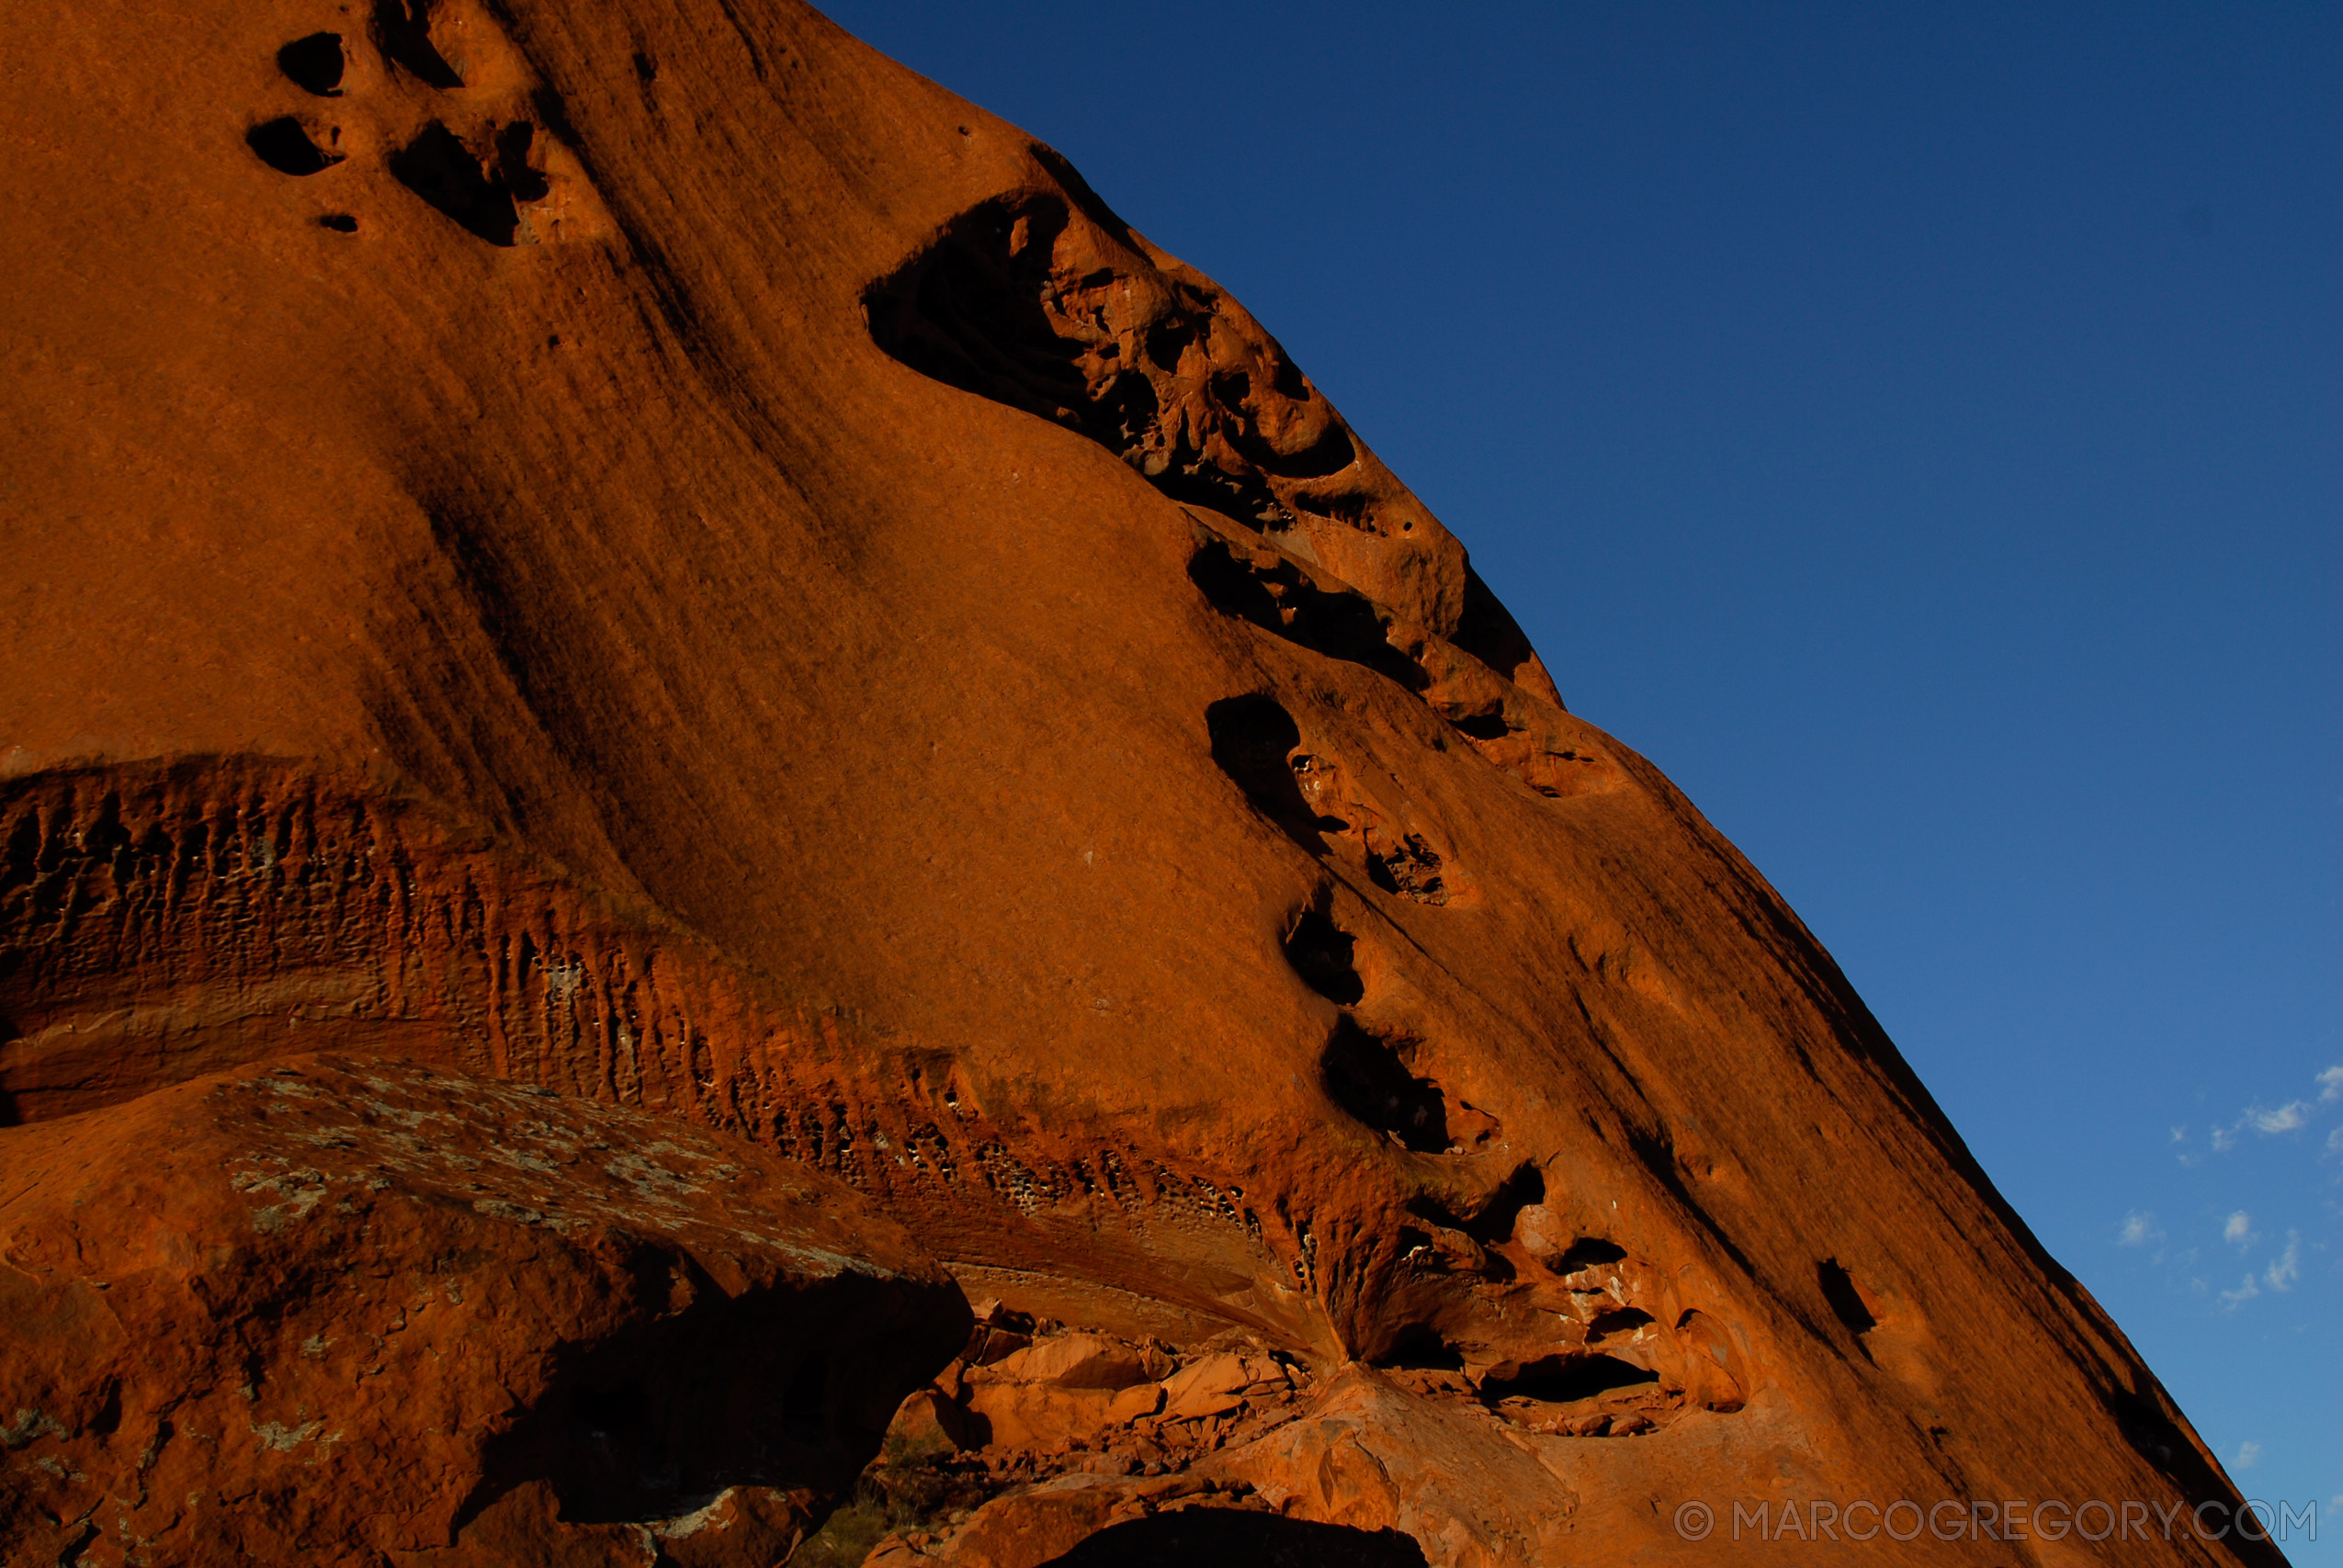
{"left": 820, "top": 3, "right": 2340, "bottom": 1550}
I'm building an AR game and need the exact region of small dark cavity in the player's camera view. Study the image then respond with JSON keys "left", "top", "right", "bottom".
{"left": 372, "top": 0, "right": 464, "bottom": 87}
{"left": 1373, "top": 1324, "right": 1465, "bottom": 1371}
{"left": 247, "top": 118, "right": 342, "bottom": 176}
{"left": 1284, "top": 906, "right": 1363, "bottom": 1005}
{"left": 277, "top": 32, "right": 345, "bottom": 96}
{"left": 1205, "top": 694, "right": 1323, "bottom": 852}
{"left": 1039, "top": 1509, "right": 1430, "bottom": 1568}
{"left": 493, "top": 121, "right": 549, "bottom": 203}
{"left": 1555, "top": 1236, "right": 1627, "bottom": 1272}
{"left": 1145, "top": 317, "right": 1195, "bottom": 371}
{"left": 1186, "top": 536, "right": 1429, "bottom": 693}
{"left": 1480, "top": 1353, "right": 1658, "bottom": 1405}
{"left": 1448, "top": 712, "right": 1511, "bottom": 742}
{"left": 1322, "top": 1017, "right": 1448, "bottom": 1153}
{"left": 389, "top": 121, "right": 519, "bottom": 245}
{"left": 1365, "top": 832, "right": 1447, "bottom": 907}
{"left": 317, "top": 213, "right": 358, "bottom": 232}
{"left": 632, "top": 51, "right": 659, "bottom": 82}
{"left": 1817, "top": 1258, "right": 1876, "bottom": 1335}
{"left": 1463, "top": 1162, "right": 1543, "bottom": 1245}
{"left": 1588, "top": 1307, "right": 1656, "bottom": 1340}
{"left": 89, "top": 1380, "right": 122, "bottom": 1436}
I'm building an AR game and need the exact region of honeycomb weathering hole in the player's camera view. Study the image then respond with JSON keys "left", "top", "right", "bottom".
{"left": 247, "top": 118, "right": 342, "bottom": 177}
{"left": 276, "top": 32, "right": 345, "bottom": 96}
{"left": 1321, "top": 1017, "right": 1453, "bottom": 1153}
{"left": 1818, "top": 1258, "right": 1877, "bottom": 1335}
{"left": 390, "top": 122, "right": 520, "bottom": 245}
{"left": 1205, "top": 694, "right": 1322, "bottom": 852}
{"left": 372, "top": 0, "right": 464, "bottom": 88}
{"left": 1284, "top": 906, "right": 1363, "bottom": 1005}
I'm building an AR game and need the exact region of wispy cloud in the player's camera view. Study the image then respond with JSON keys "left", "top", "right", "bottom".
{"left": 2248, "top": 1101, "right": 2311, "bottom": 1134}
{"left": 2264, "top": 1234, "right": 2300, "bottom": 1292}
{"left": 2218, "top": 1274, "right": 2261, "bottom": 1310}
{"left": 2235, "top": 1441, "right": 2262, "bottom": 1471}
{"left": 2223, "top": 1211, "right": 2255, "bottom": 1248}
{"left": 2197, "top": 1069, "right": 2341, "bottom": 1154}
{"left": 2119, "top": 1211, "right": 2164, "bottom": 1247}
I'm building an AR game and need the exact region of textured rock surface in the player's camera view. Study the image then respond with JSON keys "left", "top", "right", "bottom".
{"left": 0, "top": 1055, "right": 968, "bottom": 1564}
{"left": 0, "top": 0, "right": 2275, "bottom": 1562}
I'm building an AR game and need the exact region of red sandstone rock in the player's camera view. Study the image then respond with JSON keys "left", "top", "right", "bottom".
{"left": 0, "top": 1055, "right": 967, "bottom": 1563}
{"left": 0, "top": 0, "right": 2279, "bottom": 1562}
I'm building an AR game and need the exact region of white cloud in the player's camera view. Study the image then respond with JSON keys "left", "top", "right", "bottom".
{"left": 2211, "top": 1123, "right": 2237, "bottom": 1153}
{"left": 2329, "top": 1126, "right": 2342, "bottom": 1156}
{"left": 2119, "top": 1211, "right": 2164, "bottom": 1247}
{"left": 2319, "top": 1066, "right": 2342, "bottom": 1103}
{"left": 2223, "top": 1211, "right": 2254, "bottom": 1248}
{"left": 2218, "top": 1274, "right": 2261, "bottom": 1310}
{"left": 2170, "top": 1124, "right": 2189, "bottom": 1144}
{"left": 2235, "top": 1441, "right": 2262, "bottom": 1471}
{"left": 2264, "top": 1235, "right": 2300, "bottom": 1292}
{"left": 2248, "top": 1101, "right": 2311, "bottom": 1134}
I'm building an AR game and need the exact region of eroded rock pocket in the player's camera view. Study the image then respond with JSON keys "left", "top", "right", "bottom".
{"left": 1322, "top": 1019, "right": 1477, "bottom": 1154}
{"left": 277, "top": 32, "right": 345, "bottom": 96}
{"left": 1206, "top": 694, "right": 1324, "bottom": 851}
{"left": 388, "top": 120, "right": 551, "bottom": 245}
{"left": 1187, "top": 533, "right": 1427, "bottom": 693}
{"left": 247, "top": 117, "right": 341, "bottom": 176}
{"left": 1284, "top": 904, "right": 1363, "bottom": 1005}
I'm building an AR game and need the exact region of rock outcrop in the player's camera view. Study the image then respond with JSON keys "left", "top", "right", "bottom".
{"left": 0, "top": 1055, "right": 968, "bottom": 1564}
{"left": 0, "top": 0, "right": 2272, "bottom": 1562}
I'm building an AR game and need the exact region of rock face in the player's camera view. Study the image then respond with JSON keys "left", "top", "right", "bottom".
{"left": 0, "top": 0, "right": 2271, "bottom": 1563}
{"left": 0, "top": 1055, "right": 968, "bottom": 1564}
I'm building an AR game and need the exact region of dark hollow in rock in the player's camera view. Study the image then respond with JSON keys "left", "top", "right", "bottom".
{"left": 1446, "top": 711, "right": 1511, "bottom": 742}
{"left": 1374, "top": 1323, "right": 1467, "bottom": 1371}
{"left": 371, "top": 0, "right": 464, "bottom": 88}
{"left": 863, "top": 196, "right": 1089, "bottom": 430}
{"left": 1364, "top": 831, "right": 1448, "bottom": 907}
{"left": 276, "top": 32, "right": 345, "bottom": 96}
{"left": 1588, "top": 1306, "right": 1657, "bottom": 1340}
{"left": 1460, "top": 1161, "right": 1543, "bottom": 1244}
{"left": 493, "top": 121, "right": 549, "bottom": 204}
{"left": 1479, "top": 1353, "right": 1659, "bottom": 1405}
{"left": 390, "top": 122, "right": 519, "bottom": 245}
{"left": 318, "top": 214, "right": 358, "bottom": 232}
{"left": 1554, "top": 1236, "right": 1629, "bottom": 1272}
{"left": 246, "top": 118, "right": 341, "bottom": 177}
{"left": 862, "top": 193, "right": 1334, "bottom": 535}
{"left": 1284, "top": 905, "right": 1363, "bottom": 1005}
{"left": 1321, "top": 1017, "right": 1449, "bottom": 1153}
{"left": 1817, "top": 1258, "right": 1876, "bottom": 1336}
{"left": 1205, "top": 694, "right": 1322, "bottom": 853}
{"left": 1186, "top": 535, "right": 1429, "bottom": 694}
{"left": 1040, "top": 1510, "right": 1430, "bottom": 1567}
